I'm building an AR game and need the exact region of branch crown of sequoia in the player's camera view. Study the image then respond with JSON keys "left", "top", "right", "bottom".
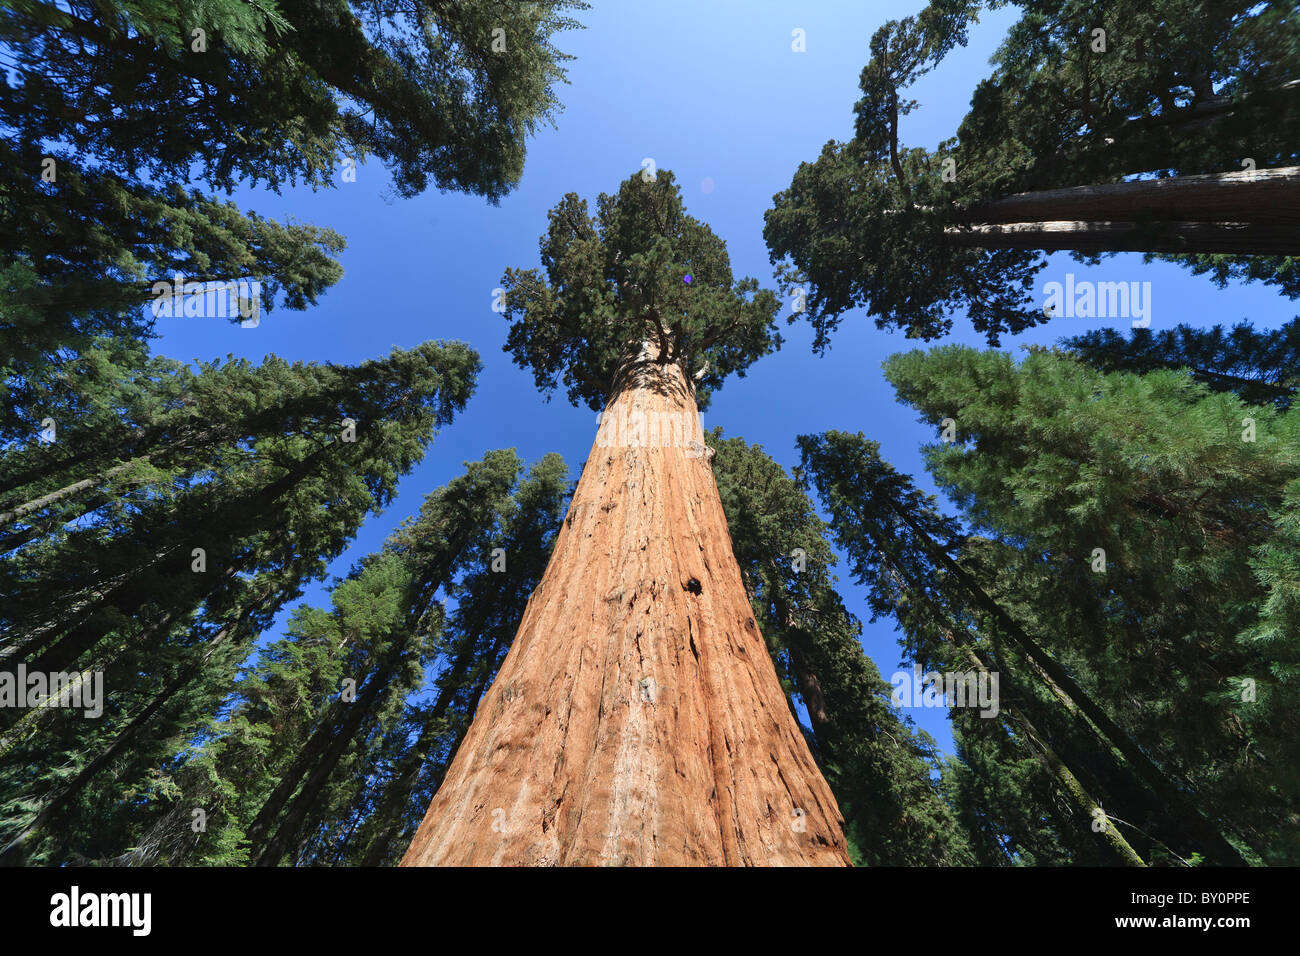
{"left": 501, "top": 169, "right": 782, "bottom": 411}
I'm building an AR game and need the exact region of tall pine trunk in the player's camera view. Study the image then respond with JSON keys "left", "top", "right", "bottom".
{"left": 356, "top": 640, "right": 475, "bottom": 866}
{"left": 401, "top": 344, "right": 850, "bottom": 866}
{"left": 879, "top": 499, "right": 1251, "bottom": 866}
{"left": 255, "top": 641, "right": 404, "bottom": 866}
{"left": 0, "top": 456, "right": 148, "bottom": 527}
{"left": 0, "top": 597, "right": 262, "bottom": 862}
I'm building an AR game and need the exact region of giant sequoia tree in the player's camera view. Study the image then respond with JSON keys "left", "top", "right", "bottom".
{"left": 401, "top": 170, "right": 852, "bottom": 866}
{"left": 764, "top": 0, "right": 1300, "bottom": 347}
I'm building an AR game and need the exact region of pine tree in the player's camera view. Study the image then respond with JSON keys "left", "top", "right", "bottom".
{"left": 2, "top": 348, "right": 471, "bottom": 701}
{"left": 1062, "top": 319, "right": 1300, "bottom": 410}
{"left": 4, "top": 0, "right": 588, "bottom": 199}
{"left": 248, "top": 552, "right": 430, "bottom": 867}
{"left": 798, "top": 429, "right": 1158, "bottom": 865}
{"left": 100, "top": 561, "right": 422, "bottom": 868}
{"left": 2, "top": 0, "right": 587, "bottom": 375}
{"left": 0, "top": 341, "right": 479, "bottom": 863}
{"left": 878, "top": 344, "right": 1300, "bottom": 863}
{"left": 0, "top": 150, "right": 348, "bottom": 374}
{"left": 2, "top": 343, "right": 452, "bottom": 546}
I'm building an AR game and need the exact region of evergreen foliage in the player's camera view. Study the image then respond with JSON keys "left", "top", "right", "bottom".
{"left": 764, "top": 0, "right": 1300, "bottom": 347}
{"left": 501, "top": 169, "right": 781, "bottom": 410}
{"left": 0, "top": 341, "right": 479, "bottom": 863}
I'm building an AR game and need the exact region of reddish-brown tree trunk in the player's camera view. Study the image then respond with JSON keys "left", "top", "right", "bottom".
{"left": 943, "top": 165, "right": 1300, "bottom": 254}
{"left": 401, "top": 345, "right": 850, "bottom": 866}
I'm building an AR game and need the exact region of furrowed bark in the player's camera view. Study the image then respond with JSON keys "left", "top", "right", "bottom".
{"left": 401, "top": 344, "right": 849, "bottom": 866}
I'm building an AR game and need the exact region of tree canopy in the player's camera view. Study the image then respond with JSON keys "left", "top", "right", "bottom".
{"left": 1, "top": 0, "right": 587, "bottom": 376}
{"left": 500, "top": 169, "right": 781, "bottom": 410}
{"left": 764, "top": 0, "right": 1300, "bottom": 348}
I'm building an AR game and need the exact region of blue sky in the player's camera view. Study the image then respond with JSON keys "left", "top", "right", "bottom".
{"left": 150, "top": 0, "right": 1298, "bottom": 755}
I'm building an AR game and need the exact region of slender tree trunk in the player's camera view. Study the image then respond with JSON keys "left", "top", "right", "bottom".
{"left": 0, "top": 543, "right": 188, "bottom": 697}
{"left": 0, "top": 491, "right": 117, "bottom": 555}
{"left": 243, "top": 687, "right": 358, "bottom": 854}
{"left": 785, "top": 641, "right": 829, "bottom": 731}
{"left": 255, "top": 642, "right": 405, "bottom": 867}
{"left": 0, "top": 602, "right": 257, "bottom": 862}
{"left": 3, "top": 443, "right": 330, "bottom": 674}
{"left": 0, "top": 418, "right": 231, "bottom": 503}
{"left": 0, "top": 456, "right": 147, "bottom": 527}
{"left": 402, "top": 343, "right": 850, "bottom": 866}
{"left": 736, "top": 567, "right": 808, "bottom": 734}
{"left": 0, "top": 443, "right": 115, "bottom": 502}
{"left": 0, "top": 621, "right": 157, "bottom": 758}
{"left": 879, "top": 500, "right": 1251, "bottom": 866}
{"left": 763, "top": 572, "right": 829, "bottom": 733}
